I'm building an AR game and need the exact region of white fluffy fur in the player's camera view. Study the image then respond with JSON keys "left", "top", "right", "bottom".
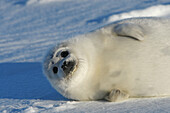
{"left": 43, "top": 17, "right": 170, "bottom": 102}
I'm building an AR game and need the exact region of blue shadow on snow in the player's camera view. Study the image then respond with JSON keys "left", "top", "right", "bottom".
{"left": 0, "top": 62, "right": 68, "bottom": 101}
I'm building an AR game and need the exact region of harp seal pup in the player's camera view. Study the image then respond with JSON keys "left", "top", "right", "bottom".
{"left": 43, "top": 17, "right": 170, "bottom": 102}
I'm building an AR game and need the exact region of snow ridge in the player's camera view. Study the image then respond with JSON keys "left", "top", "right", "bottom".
{"left": 108, "top": 5, "right": 170, "bottom": 22}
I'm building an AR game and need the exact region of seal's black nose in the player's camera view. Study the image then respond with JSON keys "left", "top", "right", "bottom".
{"left": 61, "top": 60, "right": 75, "bottom": 75}
{"left": 53, "top": 66, "right": 58, "bottom": 74}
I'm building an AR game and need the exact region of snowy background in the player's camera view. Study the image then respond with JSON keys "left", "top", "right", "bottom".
{"left": 1, "top": 0, "right": 170, "bottom": 112}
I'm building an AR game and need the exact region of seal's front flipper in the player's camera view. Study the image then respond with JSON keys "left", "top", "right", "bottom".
{"left": 113, "top": 23, "right": 145, "bottom": 41}
{"left": 105, "top": 89, "right": 129, "bottom": 102}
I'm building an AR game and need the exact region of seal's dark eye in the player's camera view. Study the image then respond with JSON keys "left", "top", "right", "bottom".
{"left": 53, "top": 67, "right": 58, "bottom": 74}
{"left": 61, "top": 51, "right": 69, "bottom": 58}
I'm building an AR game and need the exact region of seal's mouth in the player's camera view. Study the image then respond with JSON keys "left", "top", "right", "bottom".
{"left": 52, "top": 60, "right": 77, "bottom": 76}
{"left": 52, "top": 58, "right": 78, "bottom": 79}
{"left": 61, "top": 60, "right": 77, "bottom": 76}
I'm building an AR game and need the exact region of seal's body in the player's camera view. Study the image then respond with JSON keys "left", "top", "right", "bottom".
{"left": 43, "top": 18, "right": 170, "bottom": 102}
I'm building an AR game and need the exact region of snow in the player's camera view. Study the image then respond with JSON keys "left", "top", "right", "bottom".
{"left": 1, "top": 97, "right": 170, "bottom": 113}
{"left": 27, "top": 0, "right": 70, "bottom": 5}
{"left": 1, "top": 0, "right": 170, "bottom": 112}
{"left": 108, "top": 4, "right": 170, "bottom": 22}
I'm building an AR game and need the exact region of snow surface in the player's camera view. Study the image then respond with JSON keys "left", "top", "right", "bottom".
{"left": 27, "top": 0, "right": 70, "bottom": 5}
{"left": 1, "top": 0, "right": 170, "bottom": 112}
{"left": 108, "top": 4, "right": 170, "bottom": 22}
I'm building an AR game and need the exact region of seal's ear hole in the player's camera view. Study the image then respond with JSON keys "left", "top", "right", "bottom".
{"left": 61, "top": 51, "right": 69, "bottom": 58}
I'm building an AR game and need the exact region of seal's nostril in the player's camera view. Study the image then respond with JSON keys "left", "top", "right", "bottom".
{"left": 53, "top": 67, "right": 58, "bottom": 74}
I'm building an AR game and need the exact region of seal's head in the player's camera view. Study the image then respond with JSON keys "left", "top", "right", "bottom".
{"left": 43, "top": 40, "right": 90, "bottom": 99}
{"left": 46, "top": 45, "right": 78, "bottom": 80}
